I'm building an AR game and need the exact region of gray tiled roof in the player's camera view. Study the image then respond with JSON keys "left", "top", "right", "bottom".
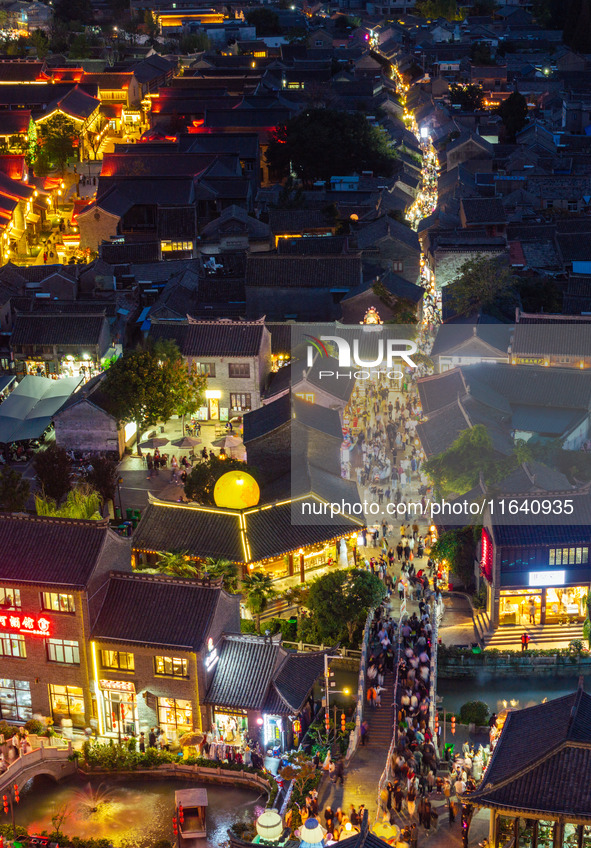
{"left": 418, "top": 369, "right": 466, "bottom": 414}
{"left": 11, "top": 314, "right": 107, "bottom": 347}
{"left": 460, "top": 197, "right": 506, "bottom": 225}
{"left": 148, "top": 320, "right": 265, "bottom": 357}
{"left": 91, "top": 572, "right": 224, "bottom": 651}
{"left": 0, "top": 515, "right": 128, "bottom": 588}
{"left": 133, "top": 501, "right": 245, "bottom": 561}
{"left": 205, "top": 634, "right": 327, "bottom": 712}
{"left": 204, "top": 635, "right": 281, "bottom": 709}
{"left": 245, "top": 256, "right": 362, "bottom": 288}
{"left": 469, "top": 689, "right": 591, "bottom": 818}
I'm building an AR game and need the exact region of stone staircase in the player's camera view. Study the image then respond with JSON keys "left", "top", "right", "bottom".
{"left": 365, "top": 670, "right": 396, "bottom": 750}
{"left": 484, "top": 622, "right": 585, "bottom": 649}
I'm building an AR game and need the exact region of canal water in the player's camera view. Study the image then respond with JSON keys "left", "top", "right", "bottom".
{"left": 437, "top": 673, "right": 587, "bottom": 715}
{"left": 16, "top": 775, "right": 263, "bottom": 848}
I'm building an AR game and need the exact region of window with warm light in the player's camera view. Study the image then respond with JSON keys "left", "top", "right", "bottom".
{"left": 0, "top": 587, "right": 20, "bottom": 609}
{"left": 0, "top": 632, "right": 26, "bottom": 658}
{"left": 154, "top": 656, "right": 189, "bottom": 678}
{"left": 100, "top": 649, "right": 135, "bottom": 671}
{"left": 41, "top": 592, "right": 75, "bottom": 613}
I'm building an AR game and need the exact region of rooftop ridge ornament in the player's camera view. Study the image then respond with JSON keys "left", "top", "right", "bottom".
{"left": 362, "top": 306, "right": 382, "bottom": 325}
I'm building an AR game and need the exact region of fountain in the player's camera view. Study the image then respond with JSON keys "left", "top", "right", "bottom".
{"left": 16, "top": 777, "right": 261, "bottom": 848}
{"left": 72, "top": 783, "right": 116, "bottom": 818}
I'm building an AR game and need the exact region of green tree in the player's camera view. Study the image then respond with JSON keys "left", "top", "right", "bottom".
{"left": 154, "top": 550, "right": 200, "bottom": 578}
{"left": 245, "top": 7, "right": 282, "bottom": 34}
{"left": 306, "top": 568, "right": 385, "bottom": 644}
{"left": 415, "top": 0, "right": 462, "bottom": 17}
{"left": 448, "top": 256, "right": 514, "bottom": 317}
{"left": 33, "top": 445, "right": 72, "bottom": 503}
{"left": 0, "top": 467, "right": 30, "bottom": 512}
{"left": 35, "top": 485, "right": 102, "bottom": 520}
{"left": 266, "top": 109, "right": 397, "bottom": 184}
{"left": 144, "top": 9, "right": 159, "bottom": 37}
{"left": 496, "top": 91, "right": 528, "bottom": 142}
{"left": 449, "top": 83, "right": 484, "bottom": 111}
{"left": 471, "top": 41, "right": 495, "bottom": 64}
{"left": 429, "top": 526, "right": 480, "bottom": 587}
{"left": 242, "top": 571, "right": 277, "bottom": 631}
{"left": 179, "top": 32, "right": 212, "bottom": 53}
{"left": 563, "top": 0, "right": 591, "bottom": 51}
{"left": 203, "top": 557, "right": 239, "bottom": 592}
{"left": 102, "top": 341, "right": 205, "bottom": 455}
{"left": 84, "top": 457, "right": 119, "bottom": 505}
{"left": 184, "top": 455, "right": 258, "bottom": 504}
{"left": 30, "top": 28, "right": 50, "bottom": 59}
{"left": 36, "top": 114, "right": 78, "bottom": 173}
{"left": 517, "top": 276, "right": 563, "bottom": 313}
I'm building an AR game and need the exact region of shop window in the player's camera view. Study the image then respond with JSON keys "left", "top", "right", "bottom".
{"left": 0, "top": 633, "right": 26, "bottom": 659}
{"left": 161, "top": 240, "right": 193, "bottom": 252}
{"left": 392, "top": 261, "right": 404, "bottom": 272}
{"left": 214, "top": 709, "right": 247, "bottom": 745}
{"left": 103, "top": 688, "right": 138, "bottom": 736}
{"left": 46, "top": 638, "right": 80, "bottom": 665}
{"left": 154, "top": 656, "right": 189, "bottom": 678}
{"left": 496, "top": 817, "right": 516, "bottom": 848}
{"left": 100, "top": 650, "right": 135, "bottom": 671}
{"left": 158, "top": 696, "right": 192, "bottom": 731}
{"left": 0, "top": 587, "right": 20, "bottom": 609}
{"left": 0, "top": 678, "right": 32, "bottom": 722}
{"left": 50, "top": 684, "right": 85, "bottom": 729}
{"left": 582, "top": 825, "right": 591, "bottom": 848}
{"left": 228, "top": 363, "right": 250, "bottom": 378}
{"left": 230, "top": 393, "right": 252, "bottom": 411}
{"left": 41, "top": 592, "right": 75, "bottom": 613}
{"left": 196, "top": 362, "right": 215, "bottom": 377}
{"left": 563, "top": 823, "right": 579, "bottom": 848}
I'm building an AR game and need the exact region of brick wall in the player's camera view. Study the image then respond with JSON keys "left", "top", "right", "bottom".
{"left": 54, "top": 400, "right": 124, "bottom": 457}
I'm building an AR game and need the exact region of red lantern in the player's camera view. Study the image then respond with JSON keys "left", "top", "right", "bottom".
{"left": 178, "top": 804, "right": 184, "bottom": 825}
{"left": 13, "top": 784, "right": 19, "bottom": 804}
{"left": 2, "top": 796, "right": 8, "bottom": 814}
{"left": 341, "top": 713, "right": 346, "bottom": 733}
{"left": 451, "top": 715, "right": 456, "bottom": 735}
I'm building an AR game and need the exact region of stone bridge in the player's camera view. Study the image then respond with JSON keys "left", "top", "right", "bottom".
{"left": 0, "top": 744, "right": 77, "bottom": 793}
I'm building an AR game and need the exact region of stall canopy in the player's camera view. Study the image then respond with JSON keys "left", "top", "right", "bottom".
{"left": 0, "top": 375, "right": 82, "bottom": 443}
{"left": 0, "top": 375, "right": 15, "bottom": 394}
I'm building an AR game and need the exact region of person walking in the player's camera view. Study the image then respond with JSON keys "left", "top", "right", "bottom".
{"left": 335, "top": 758, "right": 345, "bottom": 786}
{"left": 139, "top": 732, "right": 146, "bottom": 753}
{"left": 528, "top": 599, "right": 536, "bottom": 624}
{"left": 148, "top": 728, "right": 157, "bottom": 748}
{"left": 360, "top": 719, "right": 369, "bottom": 746}
{"left": 521, "top": 631, "right": 530, "bottom": 651}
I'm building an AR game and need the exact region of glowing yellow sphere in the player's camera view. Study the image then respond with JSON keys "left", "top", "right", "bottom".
{"left": 213, "top": 471, "right": 260, "bottom": 509}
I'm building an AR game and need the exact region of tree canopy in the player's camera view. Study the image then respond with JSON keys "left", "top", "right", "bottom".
{"left": 303, "top": 568, "right": 385, "bottom": 644}
{"left": 266, "top": 109, "right": 398, "bottom": 184}
{"left": 449, "top": 84, "right": 484, "bottom": 111}
{"left": 102, "top": 341, "right": 206, "bottom": 454}
{"left": 242, "top": 571, "right": 277, "bottom": 631}
{"left": 448, "top": 256, "right": 515, "bottom": 318}
{"left": 423, "top": 425, "right": 516, "bottom": 497}
{"left": 36, "top": 485, "right": 102, "bottom": 520}
{"left": 0, "top": 467, "right": 29, "bottom": 512}
{"left": 429, "top": 526, "right": 480, "bottom": 587}
{"left": 497, "top": 91, "right": 528, "bottom": 142}
{"left": 184, "top": 455, "right": 258, "bottom": 504}
{"left": 245, "top": 7, "right": 281, "bottom": 34}
{"left": 415, "top": 0, "right": 462, "bottom": 18}
{"left": 36, "top": 114, "right": 78, "bottom": 173}
{"left": 563, "top": 0, "right": 591, "bottom": 52}
{"left": 33, "top": 445, "right": 72, "bottom": 503}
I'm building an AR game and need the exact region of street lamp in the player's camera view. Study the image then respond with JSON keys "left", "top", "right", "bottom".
{"left": 116, "top": 476, "right": 123, "bottom": 520}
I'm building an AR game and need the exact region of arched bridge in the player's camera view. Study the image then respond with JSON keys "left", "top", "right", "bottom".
{"left": 0, "top": 744, "right": 77, "bottom": 793}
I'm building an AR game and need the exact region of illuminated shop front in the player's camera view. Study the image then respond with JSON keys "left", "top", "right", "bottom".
{"left": 157, "top": 696, "right": 193, "bottom": 735}
{"left": 483, "top": 519, "right": 591, "bottom": 628}
{"left": 133, "top": 496, "right": 363, "bottom": 584}
{"left": 99, "top": 679, "right": 139, "bottom": 736}
{"left": 213, "top": 708, "right": 248, "bottom": 743}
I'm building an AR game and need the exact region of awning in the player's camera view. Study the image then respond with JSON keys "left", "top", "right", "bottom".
{"left": 0, "top": 374, "right": 82, "bottom": 443}
{"left": 0, "top": 375, "right": 15, "bottom": 393}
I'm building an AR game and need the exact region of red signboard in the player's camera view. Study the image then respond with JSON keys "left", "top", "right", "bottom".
{"left": 481, "top": 529, "right": 493, "bottom": 583}
{"left": 0, "top": 613, "right": 52, "bottom": 637}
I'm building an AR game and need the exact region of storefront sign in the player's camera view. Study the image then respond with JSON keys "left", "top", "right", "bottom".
{"left": 0, "top": 612, "right": 51, "bottom": 636}
{"left": 529, "top": 570, "right": 565, "bottom": 587}
{"left": 99, "top": 679, "right": 136, "bottom": 693}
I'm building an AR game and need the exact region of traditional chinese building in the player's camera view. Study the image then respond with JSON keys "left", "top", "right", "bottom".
{"left": 467, "top": 681, "right": 591, "bottom": 848}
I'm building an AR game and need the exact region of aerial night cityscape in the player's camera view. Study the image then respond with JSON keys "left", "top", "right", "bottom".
{"left": 1, "top": 0, "right": 591, "bottom": 845}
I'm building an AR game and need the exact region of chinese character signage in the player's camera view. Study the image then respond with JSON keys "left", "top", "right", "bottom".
{"left": 0, "top": 613, "right": 51, "bottom": 636}
{"left": 100, "top": 679, "right": 136, "bottom": 693}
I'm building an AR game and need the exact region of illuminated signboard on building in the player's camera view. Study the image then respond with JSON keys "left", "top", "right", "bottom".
{"left": 99, "top": 679, "right": 136, "bottom": 693}
{"left": 529, "top": 570, "right": 566, "bottom": 587}
{"left": 0, "top": 613, "right": 51, "bottom": 636}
